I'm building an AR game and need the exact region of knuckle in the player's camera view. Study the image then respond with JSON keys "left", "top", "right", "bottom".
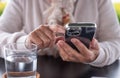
{"left": 78, "top": 57, "right": 84, "bottom": 63}
{"left": 40, "top": 25, "right": 45, "bottom": 28}
{"left": 38, "top": 41, "right": 43, "bottom": 45}
{"left": 74, "top": 40, "right": 79, "bottom": 45}
{"left": 50, "top": 36, "right": 55, "bottom": 41}
{"left": 38, "top": 42, "right": 43, "bottom": 48}
{"left": 30, "top": 32, "right": 34, "bottom": 36}
{"left": 85, "top": 56, "right": 93, "bottom": 63}
{"left": 68, "top": 52, "right": 73, "bottom": 57}
{"left": 64, "top": 56, "right": 69, "bottom": 61}
{"left": 81, "top": 46, "right": 86, "bottom": 50}
{"left": 41, "top": 25, "right": 48, "bottom": 30}
{"left": 35, "top": 29, "right": 40, "bottom": 32}
{"left": 44, "top": 39, "right": 50, "bottom": 47}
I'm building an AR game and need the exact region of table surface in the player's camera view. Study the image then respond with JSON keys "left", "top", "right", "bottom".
{"left": 0, "top": 56, "right": 120, "bottom": 78}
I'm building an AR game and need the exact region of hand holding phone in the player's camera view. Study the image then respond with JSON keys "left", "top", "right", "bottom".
{"left": 65, "top": 22, "right": 96, "bottom": 51}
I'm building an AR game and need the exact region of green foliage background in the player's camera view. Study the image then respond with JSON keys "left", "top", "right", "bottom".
{"left": 113, "top": 3, "right": 120, "bottom": 22}
{"left": 0, "top": 2, "right": 6, "bottom": 16}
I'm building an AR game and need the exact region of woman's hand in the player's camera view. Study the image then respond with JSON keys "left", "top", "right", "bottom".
{"left": 26, "top": 25, "right": 55, "bottom": 49}
{"left": 26, "top": 24, "right": 65, "bottom": 49}
{"left": 57, "top": 38, "right": 99, "bottom": 63}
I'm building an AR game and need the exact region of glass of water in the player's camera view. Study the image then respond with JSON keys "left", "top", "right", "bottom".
{"left": 4, "top": 43, "right": 37, "bottom": 78}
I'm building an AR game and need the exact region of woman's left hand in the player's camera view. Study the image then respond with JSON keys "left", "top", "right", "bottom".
{"left": 56, "top": 38, "right": 99, "bottom": 63}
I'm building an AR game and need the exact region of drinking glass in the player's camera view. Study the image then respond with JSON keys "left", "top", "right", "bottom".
{"left": 4, "top": 43, "right": 37, "bottom": 78}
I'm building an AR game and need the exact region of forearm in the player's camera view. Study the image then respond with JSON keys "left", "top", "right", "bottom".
{"left": 89, "top": 0, "right": 120, "bottom": 67}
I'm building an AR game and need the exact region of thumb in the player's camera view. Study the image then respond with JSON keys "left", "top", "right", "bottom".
{"left": 55, "top": 36, "right": 65, "bottom": 44}
{"left": 90, "top": 38, "right": 99, "bottom": 50}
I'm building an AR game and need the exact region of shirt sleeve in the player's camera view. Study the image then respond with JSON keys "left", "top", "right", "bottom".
{"left": 0, "top": 0, "right": 27, "bottom": 58}
{"left": 89, "top": 0, "right": 120, "bottom": 67}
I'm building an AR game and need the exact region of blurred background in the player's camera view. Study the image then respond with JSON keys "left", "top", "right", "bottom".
{"left": 0, "top": 0, "right": 7, "bottom": 16}
{"left": 0, "top": 0, "right": 120, "bottom": 22}
{"left": 112, "top": 0, "right": 120, "bottom": 22}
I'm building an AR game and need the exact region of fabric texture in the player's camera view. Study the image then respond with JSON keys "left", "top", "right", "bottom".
{"left": 43, "top": 0, "right": 75, "bottom": 26}
{"left": 0, "top": 0, "right": 120, "bottom": 67}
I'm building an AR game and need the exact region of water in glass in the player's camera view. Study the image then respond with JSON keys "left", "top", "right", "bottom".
{"left": 6, "top": 52, "right": 37, "bottom": 78}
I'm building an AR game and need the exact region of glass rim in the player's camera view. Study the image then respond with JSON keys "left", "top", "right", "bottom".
{"left": 4, "top": 43, "right": 37, "bottom": 52}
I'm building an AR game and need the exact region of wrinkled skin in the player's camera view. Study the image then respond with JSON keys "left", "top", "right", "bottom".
{"left": 26, "top": 24, "right": 99, "bottom": 63}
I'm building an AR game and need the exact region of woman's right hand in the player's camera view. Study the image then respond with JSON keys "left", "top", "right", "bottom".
{"left": 26, "top": 25, "right": 56, "bottom": 49}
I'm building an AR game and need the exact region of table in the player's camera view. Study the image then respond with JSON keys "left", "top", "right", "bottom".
{"left": 0, "top": 56, "right": 120, "bottom": 78}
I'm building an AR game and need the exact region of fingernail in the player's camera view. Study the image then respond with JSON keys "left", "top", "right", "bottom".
{"left": 58, "top": 40, "right": 64, "bottom": 46}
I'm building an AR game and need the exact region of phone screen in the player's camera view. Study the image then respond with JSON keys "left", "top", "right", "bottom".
{"left": 65, "top": 23, "right": 96, "bottom": 51}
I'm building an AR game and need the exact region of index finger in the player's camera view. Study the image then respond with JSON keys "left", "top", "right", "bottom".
{"left": 71, "top": 38, "right": 89, "bottom": 56}
{"left": 49, "top": 25, "right": 65, "bottom": 34}
{"left": 57, "top": 40, "right": 85, "bottom": 62}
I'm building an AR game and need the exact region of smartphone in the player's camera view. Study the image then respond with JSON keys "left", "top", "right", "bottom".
{"left": 65, "top": 22, "right": 96, "bottom": 51}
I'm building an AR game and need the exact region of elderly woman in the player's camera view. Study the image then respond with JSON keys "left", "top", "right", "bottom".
{"left": 0, "top": 0, "right": 120, "bottom": 67}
